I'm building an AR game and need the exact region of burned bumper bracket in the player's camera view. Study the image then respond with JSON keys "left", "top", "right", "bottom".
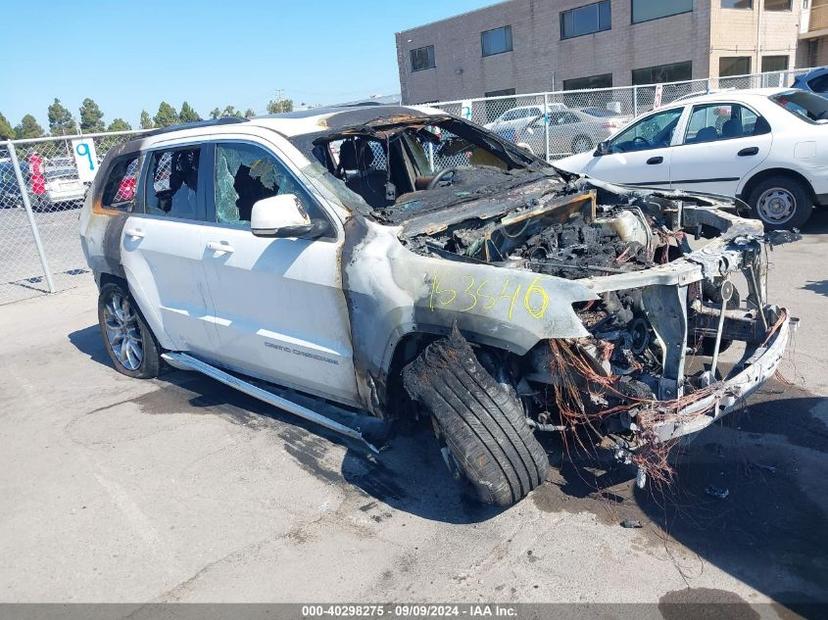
{"left": 648, "top": 311, "right": 796, "bottom": 443}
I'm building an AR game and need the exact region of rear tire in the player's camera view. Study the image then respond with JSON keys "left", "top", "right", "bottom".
{"left": 748, "top": 175, "right": 812, "bottom": 230}
{"left": 98, "top": 282, "right": 161, "bottom": 379}
{"left": 402, "top": 329, "right": 549, "bottom": 507}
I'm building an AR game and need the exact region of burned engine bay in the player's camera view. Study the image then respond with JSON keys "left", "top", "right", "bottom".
{"left": 402, "top": 177, "right": 795, "bottom": 481}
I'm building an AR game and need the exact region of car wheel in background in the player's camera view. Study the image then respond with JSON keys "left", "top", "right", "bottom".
{"left": 98, "top": 282, "right": 161, "bottom": 379}
{"left": 571, "top": 135, "right": 594, "bottom": 154}
{"left": 748, "top": 175, "right": 812, "bottom": 230}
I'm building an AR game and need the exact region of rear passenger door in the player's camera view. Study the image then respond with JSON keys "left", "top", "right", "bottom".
{"left": 198, "top": 139, "right": 360, "bottom": 407}
{"left": 119, "top": 144, "right": 218, "bottom": 358}
{"left": 669, "top": 103, "right": 772, "bottom": 197}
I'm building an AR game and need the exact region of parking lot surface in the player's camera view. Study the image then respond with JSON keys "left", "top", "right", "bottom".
{"left": 1, "top": 212, "right": 826, "bottom": 608}
{"left": 0, "top": 206, "right": 88, "bottom": 304}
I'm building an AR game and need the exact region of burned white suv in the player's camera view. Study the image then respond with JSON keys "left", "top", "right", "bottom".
{"left": 80, "top": 106, "right": 795, "bottom": 507}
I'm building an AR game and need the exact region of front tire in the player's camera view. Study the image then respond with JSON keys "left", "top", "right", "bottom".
{"left": 98, "top": 282, "right": 160, "bottom": 379}
{"left": 402, "top": 329, "right": 549, "bottom": 507}
{"left": 748, "top": 175, "right": 812, "bottom": 230}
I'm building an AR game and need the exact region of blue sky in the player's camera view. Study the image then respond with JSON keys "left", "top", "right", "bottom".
{"left": 0, "top": 0, "right": 490, "bottom": 130}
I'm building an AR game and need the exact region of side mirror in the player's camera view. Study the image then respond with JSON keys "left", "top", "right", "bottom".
{"left": 250, "top": 194, "right": 314, "bottom": 238}
{"left": 594, "top": 141, "right": 610, "bottom": 156}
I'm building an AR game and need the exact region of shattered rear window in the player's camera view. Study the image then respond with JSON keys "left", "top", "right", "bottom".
{"left": 101, "top": 155, "right": 140, "bottom": 210}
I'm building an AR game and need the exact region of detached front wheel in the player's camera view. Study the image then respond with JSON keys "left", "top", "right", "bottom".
{"left": 98, "top": 282, "right": 160, "bottom": 379}
{"left": 403, "top": 329, "right": 549, "bottom": 507}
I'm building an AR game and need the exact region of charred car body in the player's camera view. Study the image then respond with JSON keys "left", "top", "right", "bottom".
{"left": 80, "top": 105, "right": 795, "bottom": 507}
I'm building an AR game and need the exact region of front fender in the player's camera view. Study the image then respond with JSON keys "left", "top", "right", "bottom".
{"left": 341, "top": 215, "right": 596, "bottom": 412}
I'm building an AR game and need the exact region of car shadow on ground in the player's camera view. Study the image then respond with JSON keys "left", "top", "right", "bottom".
{"left": 533, "top": 381, "right": 828, "bottom": 612}
{"left": 802, "top": 279, "right": 828, "bottom": 298}
{"left": 68, "top": 324, "right": 504, "bottom": 525}
{"left": 68, "top": 324, "right": 111, "bottom": 366}
{"left": 67, "top": 323, "right": 828, "bottom": 605}
{"left": 802, "top": 206, "right": 828, "bottom": 235}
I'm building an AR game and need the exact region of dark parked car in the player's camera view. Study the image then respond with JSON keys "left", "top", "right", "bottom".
{"left": 792, "top": 67, "right": 828, "bottom": 98}
{"left": 0, "top": 159, "right": 29, "bottom": 209}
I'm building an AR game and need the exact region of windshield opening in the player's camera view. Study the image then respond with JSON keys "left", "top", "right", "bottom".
{"left": 307, "top": 116, "right": 542, "bottom": 211}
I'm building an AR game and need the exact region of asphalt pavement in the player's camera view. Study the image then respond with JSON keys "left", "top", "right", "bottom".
{"left": 0, "top": 210, "right": 826, "bottom": 611}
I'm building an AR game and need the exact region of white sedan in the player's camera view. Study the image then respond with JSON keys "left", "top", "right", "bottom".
{"left": 554, "top": 88, "right": 828, "bottom": 229}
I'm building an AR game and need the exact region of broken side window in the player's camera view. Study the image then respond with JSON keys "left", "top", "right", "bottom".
{"left": 213, "top": 142, "right": 316, "bottom": 226}
{"left": 145, "top": 147, "right": 202, "bottom": 220}
{"left": 101, "top": 154, "right": 140, "bottom": 210}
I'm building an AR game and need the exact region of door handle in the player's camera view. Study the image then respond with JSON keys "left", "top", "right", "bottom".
{"left": 124, "top": 228, "right": 144, "bottom": 239}
{"left": 207, "top": 241, "right": 234, "bottom": 254}
{"left": 738, "top": 147, "right": 759, "bottom": 157}
{"left": 646, "top": 156, "right": 663, "bottom": 165}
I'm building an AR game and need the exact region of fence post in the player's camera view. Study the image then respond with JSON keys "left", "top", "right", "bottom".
{"left": 632, "top": 86, "right": 638, "bottom": 117}
{"left": 543, "top": 93, "right": 550, "bottom": 161}
{"left": 6, "top": 141, "right": 56, "bottom": 293}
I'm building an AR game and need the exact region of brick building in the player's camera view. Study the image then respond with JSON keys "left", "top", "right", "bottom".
{"left": 395, "top": 0, "right": 804, "bottom": 104}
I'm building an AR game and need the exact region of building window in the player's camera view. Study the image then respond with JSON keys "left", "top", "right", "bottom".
{"left": 720, "top": 56, "right": 751, "bottom": 77}
{"left": 563, "top": 74, "right": 614, "bottom": 108}
{"left": 762, "top": 55, "right": 789, "bottom": 72}
{"left": 764, "top": 0, "right": 792, "bottom": 10}
{"left": 563, "top": 73, "right": 613, "bottom": 90}
{"left": 410, "top": 45, "right": 435, "bottom": 72}
{"left": 632, "top": 61, "right": 692, "bottom": 85}
{"left": 481, "top": 25, "right": 513, "bottom": 57}
{"left": 721, "top": 0, "right": 752, "bottom": 8}
{"left": 632, "top": 0, "right": 693, "bottom": 24}
{"left": 484, "top": 88, "right": 516, "bottom": 97}
{"left": 561, "top": 1, "right": 611, "bottom": 39}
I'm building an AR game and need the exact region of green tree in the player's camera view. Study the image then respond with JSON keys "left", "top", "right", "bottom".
{"left": 0, "top": 112, "right": 14, "bottom": 140}
{"left": 179, "top": 101, "right": 201, "bottom": 123}
{"left": 79, "top": 98, "right": 105, "bottom": 133}
{"left": 209, "top": 107, "right": 221, "bottom": 120}
{"left": 220, "top": 105, "right": 244, "bottom": 119}
{"left": 139, "top": 110, "right": 154, "bottom": 129}
{"left": 47, "top": 98, "right": 77, "bottom": 135}
{"left": 15, "top": 114, "right": 45, "bottom": 139}
{"left": 107, "top": 118, "right": 132, "bottom": 132}
{"left": 244, "top": 108, "right": 256, "bottom": 119}
{"left": 153, "top": 101, "right": 179, "bottom": 127}
{"left": 266, "top": 95, "right": 293, "bottom": 114}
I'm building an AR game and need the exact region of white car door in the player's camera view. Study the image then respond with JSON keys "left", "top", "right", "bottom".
{"left": 668, "top": 102, "right": 773, "bottom": 197}
{"left": 198, "top": 139, "right": 360, "bottom": 407}
{"left": 571, "top": 106, "right": 686, "bottom": 188}
{"left": 120, "top": 144, "right": 219, "bottom": 358}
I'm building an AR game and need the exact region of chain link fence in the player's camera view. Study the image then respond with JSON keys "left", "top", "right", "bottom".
{"left": 0, "top": 130, "right": 144, "bottom": 304}
{"left": 428, "top": 68, "right": 814, "bottom": 161}
{"left": 0, "top": 66, "right": 819, "bottom": 305}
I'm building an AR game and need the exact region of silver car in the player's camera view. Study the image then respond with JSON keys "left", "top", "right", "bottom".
{"left": 41, "top": 157, "right": 86, "bottom": 209}
{"left": 514, "top": 108, "right": 631, "bottom": 158}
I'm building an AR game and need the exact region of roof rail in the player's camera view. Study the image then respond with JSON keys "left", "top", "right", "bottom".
{"left": 143, "top": 117, "right": 247, "bottom": 137}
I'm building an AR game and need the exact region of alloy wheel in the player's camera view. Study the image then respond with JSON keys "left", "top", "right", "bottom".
{"left": 103, "top": 293, "right": 143, "bottom": 371}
